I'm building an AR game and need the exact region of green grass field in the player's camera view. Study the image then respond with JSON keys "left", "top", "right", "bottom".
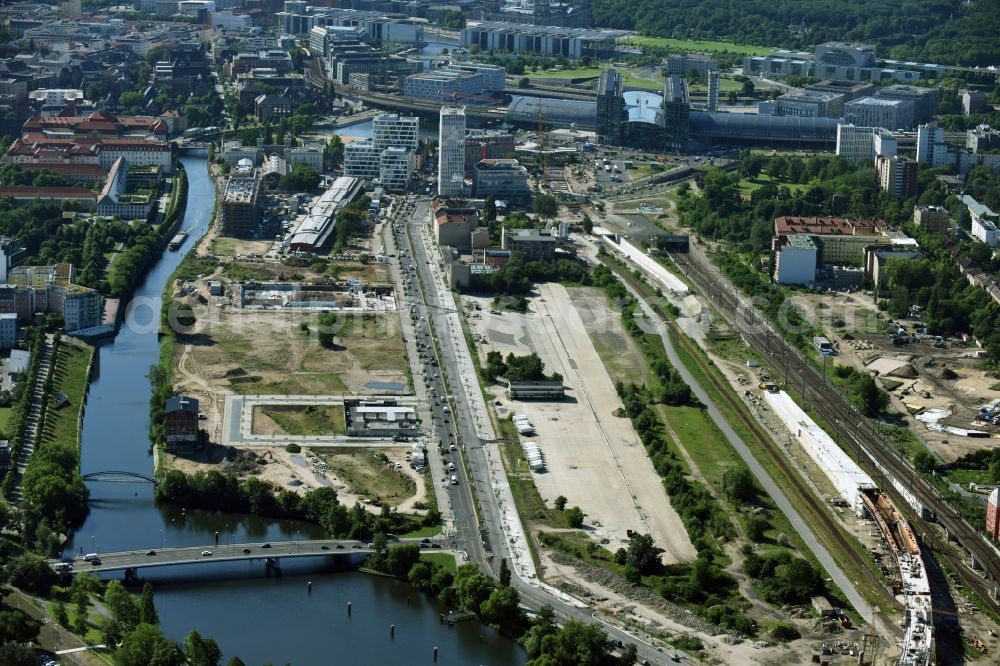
{"left": 256, "top": 404, "right": 346, "bottom": 436}
{"left": 0, "top": 406, "right": 11, "bottom": 435}
{"left": 531, "top": 66, "right": 662, "bottom": 91}
{"left": 420, "top": 552, "right": 456, "bottom": 573}
{"left": 738, "top": 174, "right": 810, "bottom": 196}
{"left": 41, "top": 343, "right": 93, "bottom": 447}
{"left": 619, "top": 36, "right": 773, "bottom": 56}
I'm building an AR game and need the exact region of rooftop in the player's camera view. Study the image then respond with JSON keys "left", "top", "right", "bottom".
{"left": 775, "top": 216, "right": 886, "bottom": 236}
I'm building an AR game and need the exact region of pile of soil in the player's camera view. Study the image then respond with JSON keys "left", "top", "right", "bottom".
{"left": 888, "top": 364, "right": 919, "bottom": 379}
{"left": 941, "top": 367, "right": 959, "bottom": 380}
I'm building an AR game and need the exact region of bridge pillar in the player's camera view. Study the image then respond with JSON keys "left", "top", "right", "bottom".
{"left": 971, "top": 552, "right": 983, "bottom": 572}
{"left": 124, "top": 568, "right": 139, "bottom": 585}
{"left": 265, "top": 556, "right": 282, "bottom": 577}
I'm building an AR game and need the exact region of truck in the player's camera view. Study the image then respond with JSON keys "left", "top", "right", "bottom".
{"left": 813, "top": 336, "right": 834, "bottom": 355}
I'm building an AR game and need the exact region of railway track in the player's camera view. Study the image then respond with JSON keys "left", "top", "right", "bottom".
{"left": 668, "top": 251, "right": 1000, "bottom": 616}
{"left": 611, "top": 260, "right": 889, "bottom": 610}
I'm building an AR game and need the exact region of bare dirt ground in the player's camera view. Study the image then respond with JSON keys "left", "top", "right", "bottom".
{"left": 786, "top": 290, "right": 1000, "bottom": 462}
{"left": 466, "top": 283, "right": 696, "bottom": 564}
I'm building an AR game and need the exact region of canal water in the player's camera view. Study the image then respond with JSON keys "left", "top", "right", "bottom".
{"left": 68, "top": 157, "right": 525, "bottom": 665}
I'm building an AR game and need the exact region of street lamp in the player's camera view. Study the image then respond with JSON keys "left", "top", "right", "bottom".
{"left": 160, "top": 529, "right": 164, "bottom": 550}
{"left": 296, "top": 530, "right": 301, "bottom": 553}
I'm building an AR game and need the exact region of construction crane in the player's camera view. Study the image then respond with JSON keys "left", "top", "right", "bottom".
{"left": 536, "top": 105, "right": 549, "bottom": 193}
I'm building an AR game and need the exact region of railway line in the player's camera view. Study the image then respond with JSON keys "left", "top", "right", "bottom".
{"left": 667, "top": 250, "right": 1000, "bottom": 617}
{"left": 608, "top": 258, "right": 890, "bottom": 613}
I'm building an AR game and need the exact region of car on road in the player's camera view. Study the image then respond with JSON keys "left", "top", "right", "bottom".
{"left": 335, "top": 544, "right": 344, "bottom": 549}
{"left": 201, "top": 550, "right": 212, "bottom": 556}
{"left": 430, "top": 543, "right": 442, "bottom": 549}
{"left": 146, "top": 550, "right": 157, "bottom": 556}
{"left": 242, "top": 548, "right": 252, "bottom": 554}
{"left": 320, "top": 545, "right": 330, "bottom": 550}
{"left": 260, "top": 543, "right": 271, "bottom": 549}
{"left": 89, "top": 558, "right": 102, "bottom": 566}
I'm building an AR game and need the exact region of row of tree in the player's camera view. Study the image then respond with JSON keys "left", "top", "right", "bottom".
{"left": 155, "top": 470, "right": 438, "bottom": 540}
{"left": 589, "top": 0, "right": 1000, "bottom": 66}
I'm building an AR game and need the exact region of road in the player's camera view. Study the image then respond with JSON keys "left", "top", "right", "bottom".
{"left": 389, "top": 196, "right": 689, "bottom": 665}
{"left": 52, "top": 538, "right": 446, "bottom": 573}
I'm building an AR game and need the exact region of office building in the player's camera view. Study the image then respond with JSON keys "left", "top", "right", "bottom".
{"left": 443, "top": 63, "right": 506, "bottom": 92}
{"left": 875, "top": 154, "right": 918, "bottom": 198}
{"left": 501, "top": 227, "right": 559, "bottom": 261}
{"left": 815, "top": 42, "right": 876, "bottom": 69}
{"left": 836, "top": 125, "right": 896, "bottom": 163}
{"left": 773, "top": 234, "right": 818, "bottom": 285}
{"left": 962, "top": 195, "right": 1000, "bottom": 247}
{"left": 874, "top": 85, "right": 937, "bottom": 125}
{"left": 379, "top": 147, "right": 414, "bottom": 191}
{"left": 774, "top": 216, "right": 887, "bottom": 265}
{"left": 774, "top": 90, "right": 844, "bottom": 118}
{"left": 967, "top": 125, "right": 1000, "bottom": 154}
{"left": 913, "top": 205, "right": 951, "bottom": 233}
{"left": 372, "top": 114, "right": 419, "bottom": 151}
{"left": 220, "top": 159, "right": 262, "bottom": 237}
{"left": 438, "top": 107, "right": 466, "bottom": 196}
{"left": 465, "top": 129, "right": 515, "bottom": 174}
{"left": 461, "top": 21, "right": 627, "bottom": 59}
{"left": 707, "top": 71, "right": 719, "bottom": 112}
{"left": 963, "top": 90, "right": 989, "bottom": 116}
{"left": 666, "top": 53, "right": 717, "bottom": 77}
{"left": 403, "top": 69, "right": 493, "bottom": 104}
{"left": 596, "top": 69, "right": 625, "bottom": 145}
{"left": 662, "top": 75, "right": 690, "bottom": 152}
{"left": 473, "top": 159, "right": 531, "bottom": 202}
{"left": 805, "top": 80, "right": 875, "bottom": 102}
{"left": 433, "top": 198, "right": 478, "bottom": 251}
{"left": 344, "top": 141, "right": 381, "bottom": 180}
{"left": 0, "top": 313, "right": 17, "bottom": 348}
{"left": 915, "top": 122, "right": 948, "bottom": 167}
{"left": 844, "top": 96, "right": 914, "bottom": 130}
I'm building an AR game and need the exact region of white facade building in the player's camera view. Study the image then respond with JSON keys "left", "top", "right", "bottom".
{"left": 963, "top": 195, "right": 1000, "bottom": 247}
{"left": 379, "top": 147, "right": 415, "bottom": 191}
{"left": 344, "top": 141, "right": 381, "bottom": 179}
{"left": 836, "top": 124, "right": 897, "bottom": 163}
{"left": 372, "top": 114, "right": 419, "bottom": 151}
{"left": 774, "top": 234, "right": 818, "bottom": 285}
{"left": 915, "top": 123, "right": 950, "bottom": 168}
{"left": 438, "top": 106, "right": 466, "bottom": 196}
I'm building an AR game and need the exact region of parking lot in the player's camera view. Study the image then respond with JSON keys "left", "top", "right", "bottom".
{"left": 468, "top": 283, "right": 696, "bottom": 563}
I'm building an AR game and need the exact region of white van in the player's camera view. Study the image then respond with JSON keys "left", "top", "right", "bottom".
{"left": 448, "top": 462, "right": 456, "bottom": 471}
{"left": 450, "top": 475, "right": 458, "bottom": 485}
{"left": 83, "top": 553, "right": 99, "bottom": 562}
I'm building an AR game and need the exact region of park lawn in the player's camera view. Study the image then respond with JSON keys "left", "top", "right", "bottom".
{"left": 620, "top": 36, "right": 772, "bottom": 56}
{"left": 0, "top": 406, "right": 10, "bottom": 434}
{"left": 41, "top": 343, "right": 93, "bottom": 447}
{"left": 688, "top": 77, "right": 744, "bottom": 93}
{"left": 531, "top": 67, "right": 662, "bottom": 91}
{"left": 530, "top": 67, "right": 603, "bottom": 80}
{"left": 738, "top": 174, "right": 811, "bottom": 196}
{"left": 420, "top": 552, "right": 456, "bottom": 574}
{"left": 399, "top": 524, "right": 443, "bottom": 539}
{"left": 258, "top": 404, "right": 346, "bottom": 436}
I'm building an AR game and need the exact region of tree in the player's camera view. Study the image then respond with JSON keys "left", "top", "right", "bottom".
{"left": 116, "top": 624, "right": 180, "bottom": 666}
{"left": 553, "top": 495, "right": 567, "bottom": 511}
{"left": 0, "top": 642, "right": 36, "bottom": 666}
{"left": 140, "top": 582, "right": 159, "bottom": 626}
{"left": 453, "top": 564, "right": 495, "bottom": 613}
{"left": 105, "top": 579, "right": 141, "bottom": 630}
{"left": 533, "top": 194, "right": 558, "bottom": 220}
{"left": 226, "top": 659, "right": 247, "bottom": 666}
{"left": 518, "top": 77, "right": 531, "bottom": 88}
{"left": 564, "top": 506, "right": 584, "bottom": 528}
{"left": 484, "top": 196, "right": 497, "bottom": 222}
{"left": 279, "top": 164, "right": 321, "bottom": 192}
{"left": 386, "top": 544, "right": 421, "bottom": 579}
{"left": 324, "top": 135, "right": 344, "bottom": 170}
{"left": 499, "top": 558, "right": 511, "bottom": 587}
{"left": 527, "top": 619, "right": 610, "bottom": 666}
{"left": 184, "top": 630, "right": 222, "bottom": 666}
{"left": 55, "top": 601, "right": 70, "bottom": 627}
{"left": 0, "top": 608, "right": 42, "bottom": 644}
{"left": 913, "top": 448, "right": 937, "bottom": 473}
{"left": 850, "top": 374, "right": 889, "bottom": 417}
{"left": 7, "top": 555, "right": 58, "bottom": 595}
{"left": 624, "top": 533, "right": 663, "bottom": 575}
{"left": 480, "top": 586, "right": 522, "bottom": 632}
{"left": 720, "top": 467, "right": 757, "bottom": 503}
{"left": 741, "top": 79, "right": 755, "bottom": 96}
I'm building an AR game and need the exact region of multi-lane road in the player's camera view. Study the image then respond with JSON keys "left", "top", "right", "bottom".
{"left": 54, "top": 538, "right": 446, "bottom": 573}
{"left": 388, "top": 196, "right": 688, "bottom": 665}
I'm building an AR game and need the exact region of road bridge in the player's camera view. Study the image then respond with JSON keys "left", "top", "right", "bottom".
{"left": 51, "top": 537, "right": 448, "bottom": 574}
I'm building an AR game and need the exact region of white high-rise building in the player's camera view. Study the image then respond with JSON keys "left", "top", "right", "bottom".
{"left": 373, "top": 114, "right": 419, "bottom": 151}
{"left": 916, "top": 122, "right": 950, "bottom": 167}
{"left": 836, "top": 124, "right": 896, "bottom": 163}
{"left": 438, "top": 106, "right": 466, "bottom": 196}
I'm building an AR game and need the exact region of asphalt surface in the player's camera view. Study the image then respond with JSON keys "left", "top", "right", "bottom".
{"left": 390, "top": 196, "right": 687, "bottom": 665}
{"left": 52, "top": 538, "right": 445, "bottom": 573}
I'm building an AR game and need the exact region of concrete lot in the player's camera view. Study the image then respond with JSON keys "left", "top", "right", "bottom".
{"left": 469, "top": 283, "right": 696, "bottom": 563}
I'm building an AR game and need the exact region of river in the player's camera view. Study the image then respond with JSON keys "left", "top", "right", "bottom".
{"left": 68, "top": 157, "right": 525, "bottom": 665}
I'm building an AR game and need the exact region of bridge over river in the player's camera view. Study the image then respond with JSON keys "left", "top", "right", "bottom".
{"left": 51, "top": 537, "right": 450, "bottom": 574}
